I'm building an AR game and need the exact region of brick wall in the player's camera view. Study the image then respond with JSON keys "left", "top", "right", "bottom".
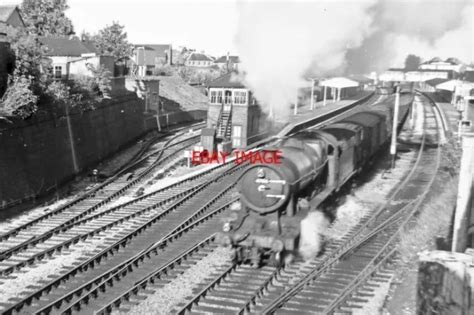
{"left": 0, "top": 95, "right": 147, "bottom": 208}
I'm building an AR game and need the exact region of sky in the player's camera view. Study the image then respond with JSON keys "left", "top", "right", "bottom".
{"left": 4, "top": 0, "right": 241, "bottom": 56}
{"left": 4, "top": 0, "right": 473, "bottom": 65}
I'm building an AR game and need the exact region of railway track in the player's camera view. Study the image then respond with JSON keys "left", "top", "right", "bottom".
{"left": 0, "top": 144, "right": 258, "bottom": 315}
{"left": 175, "top": 92, "right": 444, "bottom": 315}
{"left": 0, "top": 128, "right": 202, "bottom": 261}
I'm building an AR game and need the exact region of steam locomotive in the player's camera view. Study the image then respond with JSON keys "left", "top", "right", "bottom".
{"left": 217, "top": 101, "right": 410, "bottom": 266}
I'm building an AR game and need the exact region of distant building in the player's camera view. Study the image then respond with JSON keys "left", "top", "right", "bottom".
{"left": 419, "top": 57, "right": 465, "bottom": 73}
{"left": 201, "top": 72, "right": 267, "bottom": 151}
{"left": 0, "top": 5, "right": 25, "bottom": 29}
{"left": 131, "top": 44, "right": 172, "bottom": 76}
{"left": 214, "top": 55, "right": 240, "bottom": 71}
{"left": 185, "top": 52, "right": 214, "bottom": 67}
{"left": 40, "top": 37, "right": 114, "bottom": 80}
{"left": 379, "top": 68, "right": 456, "bottom": 82}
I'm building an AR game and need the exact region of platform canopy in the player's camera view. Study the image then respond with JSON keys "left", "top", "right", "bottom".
{"left": 319, "top": 77, "right": 360, "bottom": 88}
{"left": 436, "top": 79, "right": 474, "bottom": 92}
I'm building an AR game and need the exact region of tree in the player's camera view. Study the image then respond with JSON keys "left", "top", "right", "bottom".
{"left": 94, "top": 22, "right": 133, "bottom": 63}
{"left": 0, "top": 76, "right": 38, "bottom": 118}
{"left": 405, "top": 54, "right": 422, "bottom": 71}
{"left": 21, "top": 0, "right": 74, "bottom": 36}
{"left": 0, "top": 25, "right": 49, "bottom": 118}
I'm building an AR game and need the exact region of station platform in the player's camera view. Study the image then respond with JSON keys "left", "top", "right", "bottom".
{"left": 278, "top": 92, "right": 373, "bottom": 137}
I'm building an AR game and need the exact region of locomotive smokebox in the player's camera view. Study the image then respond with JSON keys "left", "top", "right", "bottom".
{"left": 239, "top": 138, "right": 327, "bottom": 214}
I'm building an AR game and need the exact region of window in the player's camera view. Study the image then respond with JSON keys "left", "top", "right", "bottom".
{"left": 234, "top": 91, "right": 247, "bottom": 105}
{"left": 232, "top": 125, "right": 242, "bottom": 147}
{"left": 54, "top": 66, "right": 62, "bottom": 79}
{"left": 210, "top": 90, "right": 223, "bottom": 104}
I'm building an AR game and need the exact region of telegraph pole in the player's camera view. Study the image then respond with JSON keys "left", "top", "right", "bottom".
{"left": 310, "top": 78, "right": 315, "bottom": 110}
{"left": 390, "top": 85, "right": 400, "bottom": 168}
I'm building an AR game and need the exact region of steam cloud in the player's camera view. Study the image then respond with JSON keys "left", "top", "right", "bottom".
{"left": 235, "top": 0, "right": 474, "bottom": 119}
{"left": 299, "top": 211, "right": 329, "bottom": 261}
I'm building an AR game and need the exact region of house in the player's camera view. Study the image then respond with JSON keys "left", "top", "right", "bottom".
{"left": 214, "top": 55, "right": 240, "bottom": 71}
{"left": 201, "top": 72, "right": 268, "bottom": 151}
{"left": 40, "top": 37, "right": 114, "bottom": 80}
{"left": 131, "top": 44, "right": 172, "bottom": 76}
{"left": 0, "top": 5, "right": 25, "bottom": 29}
{"left": 185, "top": 52, "right": 214, "bottom": 67}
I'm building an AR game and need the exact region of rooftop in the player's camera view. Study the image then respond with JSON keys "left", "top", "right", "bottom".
{"left": 134, "top": 44, "right": 171, "bottom": 55}
{"left": 214, "top": 55, "right": 240, "bottom": 63}
{"left": 388, "top": 68, "right": 455, "bottom": 73}
{"left": 208, "top": 72, "right": 246, "bottom": 88}
{"left": 40, "top": 37, "right": 97, "bottom": 57}
{"left": 187, "top": 52, "right": 214, "bottom": 62}
{"left": 319, "top": 77, "right": 366, "bottom": 88}
{"left": 425, "top": 78, "right": 450, "bottom": 87}
{"left": 422, "top": 57, "right": 462, "bottom": 65}
{"left": 0, "top": 5, "right": 17, "bottom": 23}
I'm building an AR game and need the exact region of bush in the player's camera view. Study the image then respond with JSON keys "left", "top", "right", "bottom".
{"left": 44, "top": 66, "right": 112, "bottom": 113}
{"left": 0, "top": 76, "right": 38, "bottom": 118}
{"left": 153, "top": 64, "right": 174, "bottom": 76}
{"left": 85, "top": 64, "right": 112, "bottom": 98}
{"left": 441, "top": 137, "right": 462, "bottom": 177}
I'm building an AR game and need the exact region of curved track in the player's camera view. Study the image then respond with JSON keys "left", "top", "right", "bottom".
{"left": 0, "top": 128, "right": 202, "bottom": 263}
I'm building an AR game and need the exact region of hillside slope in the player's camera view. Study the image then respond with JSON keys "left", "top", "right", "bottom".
{"left": 156, "top": 75, "right": 209, "bottom": 111}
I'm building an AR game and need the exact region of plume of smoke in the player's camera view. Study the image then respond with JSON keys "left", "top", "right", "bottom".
{"left": 299, "top": 211, "right": 329, "bottom": 261}
{"left": 346, "top": 0, "right": 473, "bottom": 72}
{"left": 235, "top": 1, "right": 473, "bottom": 118}
{"left": 235, "top": 0, "right": 376, "bottom": 120}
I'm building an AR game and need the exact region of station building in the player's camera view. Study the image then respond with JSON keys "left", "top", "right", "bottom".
{"left": 200, "top": 72, "right": 268, "bottom": 151}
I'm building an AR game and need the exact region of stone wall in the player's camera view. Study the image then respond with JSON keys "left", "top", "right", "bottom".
{"left": 417, "top": 250, "right": 474, "bottom": 314}
{"left": 0, "top": 94, "right": 147, "bottom": 208}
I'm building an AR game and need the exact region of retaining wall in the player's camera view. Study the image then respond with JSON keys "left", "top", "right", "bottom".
{"left": 0, "top": 95, "right": 148, "bottom": 208}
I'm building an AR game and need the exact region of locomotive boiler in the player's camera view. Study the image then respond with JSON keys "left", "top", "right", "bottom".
{"left": 217, "top": 102, "right": 410, "bottom": 267}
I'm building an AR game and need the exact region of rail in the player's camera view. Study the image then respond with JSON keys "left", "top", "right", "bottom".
{"left": 259, "top": 92, "right": 441, "bottom": 314}
{"left": 0, "top": 134, "right": 200, "bottom": 262}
